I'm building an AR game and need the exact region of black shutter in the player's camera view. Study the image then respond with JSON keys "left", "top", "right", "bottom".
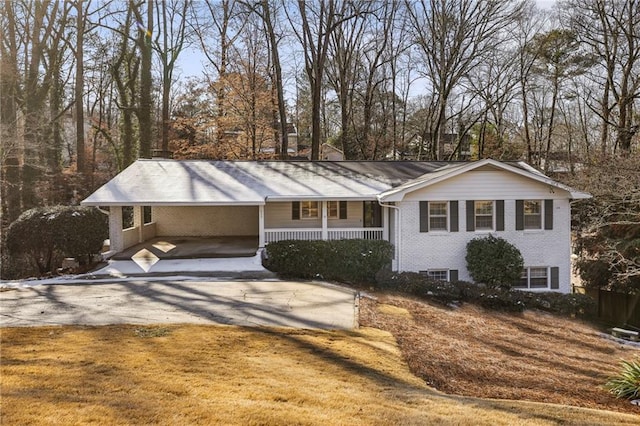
{"left": 292, "top": 201, "right": 300, "bottom": 220}
{"left": 449, "top": 269, "right": 458, "bottom": 282}
{"left": 419, "top": 201, "right": 429, "bottom": 232}
{"left": 466, "top": 200, "right": 475, "bottom": 232}
{"left": 450, "top": 201, "right": 459, "bottom": 232}
{"left": 544, "top": 199, "right": 554, "bottom": 230}
{"left": 339, "top": 201, "right": 347, "bottom": 219}
{"left": 496, "top": 200, "right": 505, "bottom": 231}
{"left": 373, "top": 203, "right": 382, "bottom": 227}
{"left": 515, "top": 200, "right": 524, "bottom": 230}
{"left": 550, "top": 267, "right": 559, "bottom": 289}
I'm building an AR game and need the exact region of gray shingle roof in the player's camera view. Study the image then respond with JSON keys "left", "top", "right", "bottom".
{"left": 82, "top": 159, "right": 588, "bottom": 206}
{"left": 81, "top": 159, "right": 451, "bottom": 206}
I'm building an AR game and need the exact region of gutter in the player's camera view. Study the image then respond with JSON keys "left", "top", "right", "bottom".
{"left": 377, "top": 197, "right": 401, "bottom": 272}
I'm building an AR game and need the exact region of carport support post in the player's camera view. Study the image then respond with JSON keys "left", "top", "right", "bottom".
{"left": 109, "top": 206, "right": 124, "bottom": 253}
{"left": 258, "top": 205, "right": 265, "bottom": 247}
{"left": 133, "top": 205, "right": 144, "bottom": 243}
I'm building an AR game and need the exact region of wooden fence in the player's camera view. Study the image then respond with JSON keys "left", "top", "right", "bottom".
{"left": 580, "top": 287, "right": 640, "bottom": 327}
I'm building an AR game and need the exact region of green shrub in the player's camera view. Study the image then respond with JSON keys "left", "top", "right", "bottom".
{"left": 53, "top": 206, "right": 108, "bottom": 263}
{"left": 466, "top": 235, "right": 524, "bottom": 290}
{"left": 6, "top": 208, "right": 59, "bottom": 274}
{"left": 374, "top": 270, "right": 461, "bottom": 304}
{"left": 6, "top": 206, "right": 108, "bottom": 275}
{"left": 478, "top": 292, "right": 526, "bottom": 312}
{"left": 373, "top": 270, "right": 594, "bottom": 314}
{"left": 263, "top": 239, "right": 393, "bottom": 283}
{"left": 605, "top": 359, "right": 640, "bottom": 400}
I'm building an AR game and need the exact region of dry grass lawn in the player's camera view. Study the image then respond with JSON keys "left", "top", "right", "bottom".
{"left": 2, "top": 324, "right": 638, "bottom": 425}
{"left": 360, "top": 293, "right": 640, "bottom": 415}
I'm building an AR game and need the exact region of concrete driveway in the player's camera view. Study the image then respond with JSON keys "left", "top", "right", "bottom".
{"left": 0, "top": 279, "right": 358, "bottom": 329}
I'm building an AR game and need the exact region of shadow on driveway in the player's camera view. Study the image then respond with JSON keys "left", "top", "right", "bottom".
{"left": 0, "top": 279, "right": 357, "bottom": 330}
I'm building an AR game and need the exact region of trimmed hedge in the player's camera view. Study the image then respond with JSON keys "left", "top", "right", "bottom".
{"left": 373, "top": 270, "right": 596, "bottom": 316}
{"left": 263, "top": 239, "right": 393, "bottom": 283}
{"left": 6, "top": 205, "right": 108, "bottom": 275}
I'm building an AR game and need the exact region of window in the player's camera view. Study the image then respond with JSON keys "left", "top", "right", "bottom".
{"left": 300, "top": 201, "right": 319, "bottom": 219}
{"left": 429, "top": 202, "right": 448, "bottom": 231}
{"left": 516, "top": 267, "right": 549, "bottom": 289}
{"left": 363, "top": 201, "right": 382, "bottom": 227}
{"left": 475, "top": 201, "right": 493, "bottom": 230}
{"left": 524, "top": 200, "right": 542, "bottom": 229}
{"left": 427, "top": 270, "right": 449, "bottom": 281}
{"left": 328, "top": 201, "right": 339, "bottom": 219}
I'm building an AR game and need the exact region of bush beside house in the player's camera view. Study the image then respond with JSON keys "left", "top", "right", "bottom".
{"left": 373, "top": 270, "right": 595, "bottom": 316}
{"left": 263, "top": 239, "right": 393, "bottom": 283}
{"left": 4, "top": 206, "right": 108, "bottom": 278}
{"left": 263, "top": 238, "right": 594, "bottom": 317}
{"left": 466, "top": 235, "right": 524, "bottom": 290}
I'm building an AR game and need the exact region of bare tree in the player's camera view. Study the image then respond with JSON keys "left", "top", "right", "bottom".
{"left": 406, "top": 0, "right": 523, "bottom": 160}
{"left": 287, "top": 0, "right": 358, "bottom": 160}
{"left": 74, "top": 0, "right": 86, "bottom": 174}
{"left": 154, "top": 0, "right": 191, "bottom": 155}
{"left": 256, "top": 0, "right": 289, "bottom": 158}
{"left": 562, "top": 0, "right": 640, "bottom": 155}
{"left": 132, "top": 0, "right": 154, "bottom": 158}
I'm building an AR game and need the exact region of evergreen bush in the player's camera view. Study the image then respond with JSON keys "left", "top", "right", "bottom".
{"left": 263, "top": 239, "right": 393, "bottom": 283}
{"left": 465, "top": 234, "right": 524, "bottom": 289}
{"left": 373, "top": 270, "right": 594, "bottom": 315}
{"left": 6, "top": 206, "right": 108, "bottom": 275}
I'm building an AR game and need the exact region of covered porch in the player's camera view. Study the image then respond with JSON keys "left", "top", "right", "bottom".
{"left": 104, "top": 199, "right": 391, "bottom": 259}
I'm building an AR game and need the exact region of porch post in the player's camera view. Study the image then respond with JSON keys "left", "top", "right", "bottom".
{"left": 133, "top": 205, "right": 144, "bottom": 243}
{"left": 109, "top": 206, "right": 124, "bottom": 253}
{"left": 258, "top": 204, "right": 265, "bottom": 247}
{"left": 382, "top": 205, "right": 389, "bottom": 241}
{"left": 321, "top": 201, "right": 328, "bottom": 240}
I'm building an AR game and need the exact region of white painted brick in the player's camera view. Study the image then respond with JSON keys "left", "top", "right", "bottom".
{"left": 398, "top": 199, "right": 572, "bottom": 293}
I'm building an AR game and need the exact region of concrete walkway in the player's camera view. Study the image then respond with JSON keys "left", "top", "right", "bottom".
{"left": 91, "top": 252, "right": 275, "bottom": 278}
{"left": 0, "top": 279, "right": 358, "bottom": 329}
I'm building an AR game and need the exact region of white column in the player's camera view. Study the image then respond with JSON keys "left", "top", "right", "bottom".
{"left": 133, "top": 205, "right": 144, "bottom": 242}
{"left": 109, "top": 206, "right": 124, "bottom": 253}
{"left": 321, "top": 201, "right": 328, "bottom": 240}
{"left": 258, "top": 204, "right": 265, "bottom": 247}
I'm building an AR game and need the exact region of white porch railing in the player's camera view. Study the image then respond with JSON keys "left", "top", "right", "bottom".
{"left": 328, "top": 228, "right": 384, "bottom": 240}
{"left": 264, "top": 227, "right": 384, "bottom": 244}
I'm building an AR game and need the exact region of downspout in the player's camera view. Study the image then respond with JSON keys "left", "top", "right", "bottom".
{"left": 377, "top": 197, "right": 401, "bottom": 272}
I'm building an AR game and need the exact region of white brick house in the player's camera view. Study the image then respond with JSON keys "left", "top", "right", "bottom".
{"left": 82, "top": 158, "right": 590, "bottom": 293}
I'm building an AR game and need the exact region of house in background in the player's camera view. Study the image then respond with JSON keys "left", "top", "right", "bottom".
{"left": 82, "top": 158, "right": 590, "bottom": 293}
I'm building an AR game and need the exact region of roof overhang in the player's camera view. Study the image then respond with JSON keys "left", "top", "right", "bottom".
{"left": 265, "top": 195, "right": 378, "bottom": 202}
{"left": 80, "top": 201, "right": 266, "bottom": 207}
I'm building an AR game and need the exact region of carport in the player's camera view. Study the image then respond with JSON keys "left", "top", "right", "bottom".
{"left": 111, "top": 236, "right": 259, "bottom": 260}
{"left": 82, "top": 160, "right": 268, "bottom": 258}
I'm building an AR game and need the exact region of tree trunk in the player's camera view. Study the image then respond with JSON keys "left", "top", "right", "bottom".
{"left": 261, "top": 0, "right": 288, "bottom": 159}
{"left": 75, "top": 0, "right": 86, "bottom": 173}
{"left": 137, "top": 0, "right": 154, "bottom": 158}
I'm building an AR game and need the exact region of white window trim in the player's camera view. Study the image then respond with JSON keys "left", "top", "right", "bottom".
{"left": 475, "top": 200, "right": 494, "bottom": 232}
{"left": 300, "top": 201, "right": 319, "bottom": 220}
{"left": 327, "top": 201, "right": 339, "bottom": 220}
{"left": 524, "top": 200, "right": 543, "bottom": 231}
{"left": 516, "top": 266, "right": 550, "bottom": 289}
{"left": 428, "top": 201, "right": 449, "bottom": 232}
{"left": 420, "top": 269, "right": 450, "bottom": 282}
